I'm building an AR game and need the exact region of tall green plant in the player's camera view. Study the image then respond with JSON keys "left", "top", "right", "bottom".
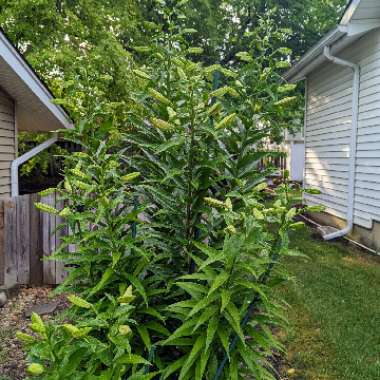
{"left": 20, "top": 2, "right": 310, "bottom": 379}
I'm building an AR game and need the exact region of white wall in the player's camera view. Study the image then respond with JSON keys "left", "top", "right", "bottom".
{"left": 287, "top": 142, "right": 305, "bottom": 182}
{"left": 304, "top": 28, "right": 380, "bottom": 229}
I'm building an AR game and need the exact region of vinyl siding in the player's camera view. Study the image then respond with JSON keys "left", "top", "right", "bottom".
{"left": 0, "top": 89, "right": 14, "bottom": 197}
{"left": 305, "top": 28, "right": 380, "bottom": 229}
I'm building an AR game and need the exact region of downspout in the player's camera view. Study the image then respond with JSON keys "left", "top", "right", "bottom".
{"left": 322, "top": 46, "right": 360, "bottom": 240}
{"left": 11, "top": 133, "right": 58, "bottom": 197}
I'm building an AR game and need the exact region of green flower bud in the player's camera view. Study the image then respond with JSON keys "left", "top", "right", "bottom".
{"left": 148, "top": 88, "right": 171, "bottom": 105}
{"left": 39, "top": 188, "right": 56, "bottom": 197}
{"left": 133, "top": 69, "right": 151, "bottom": 80}
{"left": 253, "top": 208, "right": 265, "bottom": 220}
{"left": 16, "top": 331, "right": 35, "bottom": 343}
{"left": 274, "top": 96, "right": 297, "bottom": 107}
{"left": 59, "top": 207, "right": 71, "bottom": 218}
{"left": 207, "top": 102, "right": 222, "bottom": 116}
{"left": 27, "top": 363, "right": 44, "bottom": 376}
{"left": 69, "top": 168, "right": 87, "bottom": 179}
{"left": 204, "top": 197, "right": 227, "bottom": 209}
{"left": 67, "top": 294, "right": 92, "bottom": 309}
{"left": 133, "top": 46, "right": 152, "bottom": 53}
{"left": 34, "top": 203, "right": 59, "bottom": 215}
{"left": 188, "top": 47, "right": 204, "bottom": 55}
{"left": 215, "top": 113, "right": 237, "bottom": 130}
{"left": 118, "top": 285, "right": 136, "bottom": 304}
{"left": 122, "top": 172, "right": 141, "bottom": 183}
{"left": 119, "top": 325, "right": 132, "bottom": 336}
{"left": 151, "top": 118, "right": 174, "bottom": 131}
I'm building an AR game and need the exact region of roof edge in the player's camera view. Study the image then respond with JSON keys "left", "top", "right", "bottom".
{"left": 284, "top": 28, "right": 346, "bottom": 82}
{"left": 285, "top": 0, "right": 380, "bottom": 83}
{"left": 0, "top": 29, "right": 73, "bottom": 130}
{"left": 340, "top": 0, "right": 361, "bottom": 26}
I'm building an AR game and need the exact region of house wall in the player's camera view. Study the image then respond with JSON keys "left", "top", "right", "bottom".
{"left": 0, "top": 88, "right": 15, "bottom": 197}
{"left": 304, "top": 28, "right": 380, "bottom": 230}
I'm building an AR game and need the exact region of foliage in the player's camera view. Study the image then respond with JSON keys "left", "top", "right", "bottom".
{"left": 0, "top": 0, "right": 344, "bottom": 173}
{"left": 139, "top": 0, "right": 346, "bottom": 64}
{"left": 18, "top": 1, "right": 316, "bottom": 379}
{"left": 17, "top": 133, "right": 66, "bottom": 177}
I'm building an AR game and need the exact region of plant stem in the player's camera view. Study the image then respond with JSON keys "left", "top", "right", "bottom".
{"left": 185, "top": 87, "right": 196, "bottom": 270}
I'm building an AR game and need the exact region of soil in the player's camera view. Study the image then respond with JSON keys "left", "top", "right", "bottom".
{"left": 0, "top": 287, "right": 68, "bottom": 380}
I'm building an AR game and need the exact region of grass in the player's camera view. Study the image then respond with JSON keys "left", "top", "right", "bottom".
{"left": 277, "top": 227, "right": 380, "bottom": 380}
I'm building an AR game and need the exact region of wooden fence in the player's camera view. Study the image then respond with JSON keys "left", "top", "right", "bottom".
{"left": 0, "top": 193, "right": 67, "bottom": 287}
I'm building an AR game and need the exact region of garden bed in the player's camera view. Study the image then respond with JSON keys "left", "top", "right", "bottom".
{"left": 0, "top": 287, "right": 67, "bottom": 380}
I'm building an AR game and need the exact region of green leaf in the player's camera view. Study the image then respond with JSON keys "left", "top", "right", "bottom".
{"left": 220, "top": 289, "right": 232, "bottom": 312}
{"left": 137, "top": 325, "right": 152, "bottom": 350}
{"left": 205, "top": 315, "right": 219, "bottom": 352}
{"left": 198, "top": 254, "right": 225, "bottom": 271}
{"left": 195, "top": 347, "right": 211, "bottom": 380}
{"left": 89, "top": 268, "right": 114, "bottom": 296}
{"left": 225, "top": 302, "right": 245, "bottom": 344}
{"left": 117, "top": 354, "right": 151, "bottom": 366}
{"left": 217, "top": 328, "right": 230, "bottom": 356}
{"left": 193, "top": 305, "right": 218, "bottom": 331}
{"left": 161, "top": 356, "right": 187, "bottom": 379}
{"left": 188, "top": 293, "right": 218, "bottom": 318}
{"left": 164, "top": 319, "right": 196, "bottom": 344}
{"left": 193, "top": 241, "right": 220, "bottom": 258}
{"left": 126, "top": 274, "right": 148, "bottom": 305}
{"left": 179, "top": 335, "right": 204, "bottom": 380}
{"left": 176, "top": 282, "right": 207, "bottom": 298}
{"left": 145, "top": 321, "right": 170, "bottom": 337}
{"left": 229, "top": 354, "right": 239, "bottom": 380}
{"left": 208, "top": 271, "right": 229, "bottom": 296}
{"left": 67, "top": 294, "right": 93, "bottom": 309}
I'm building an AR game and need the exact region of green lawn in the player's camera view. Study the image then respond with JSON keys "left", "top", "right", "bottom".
{"left": 277, "top": 227, "right": 380, "bottom": 380}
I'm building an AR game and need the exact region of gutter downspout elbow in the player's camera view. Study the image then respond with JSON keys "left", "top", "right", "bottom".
{"left": 11, "top": 133, "right": 59, "bottom": 197}
{"left": 322, "top": 46, "right": 360, "bottom": 241}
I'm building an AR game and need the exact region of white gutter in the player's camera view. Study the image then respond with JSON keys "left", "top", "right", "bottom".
{"left": 11, "top": 133, "right": 58, "bottom": 197}
{"left": 322, "top": 46, "right": 360, "bottom": 241}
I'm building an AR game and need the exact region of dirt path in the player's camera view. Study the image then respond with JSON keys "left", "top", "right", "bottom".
{"left": 0, "top": 287, "right": 67, "bottom": 380}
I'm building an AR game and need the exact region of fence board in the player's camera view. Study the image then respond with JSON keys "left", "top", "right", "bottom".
{"left": 42, "top": 193, "right": 56, "bottom": 285}
{"left": 0, "top": 192, "right": 68, "bottom": 286}
{"left": 4, "top": 199, "right": 17, "bottom": 285}
{"left": 30, "top": 193, "right": 42, "bottom": 285}
{"left": 55, "top": 197, "right": 66, "bottom": 283}
{"left": 17, "top": 195, "right": 31, "bottom": 284}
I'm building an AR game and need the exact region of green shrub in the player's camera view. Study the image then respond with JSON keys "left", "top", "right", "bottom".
{"left": 19, "top": 2, "right": 306, "bottom": 379}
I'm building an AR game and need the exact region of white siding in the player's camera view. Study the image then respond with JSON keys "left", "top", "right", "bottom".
{"left": 305, "top": 28, "right": 380, "bottom": 229}
{"left": 0, "top": 89, "right": 14, "bottom": 197}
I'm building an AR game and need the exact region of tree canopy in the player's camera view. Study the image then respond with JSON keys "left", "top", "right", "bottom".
{"left": 0, "top": 0, "right": 347, "bottom": 118}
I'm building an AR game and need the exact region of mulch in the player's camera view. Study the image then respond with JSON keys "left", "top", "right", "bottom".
{"left": 0, "top": 287, "right": 68, "bottom": 380}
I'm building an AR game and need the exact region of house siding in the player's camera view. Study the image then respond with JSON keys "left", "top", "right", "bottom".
{"left": 0, "top": 89, "right": 15, "bottom": 197}
{"left": 304, "top": 28, "right": 380, "bottom": 229}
